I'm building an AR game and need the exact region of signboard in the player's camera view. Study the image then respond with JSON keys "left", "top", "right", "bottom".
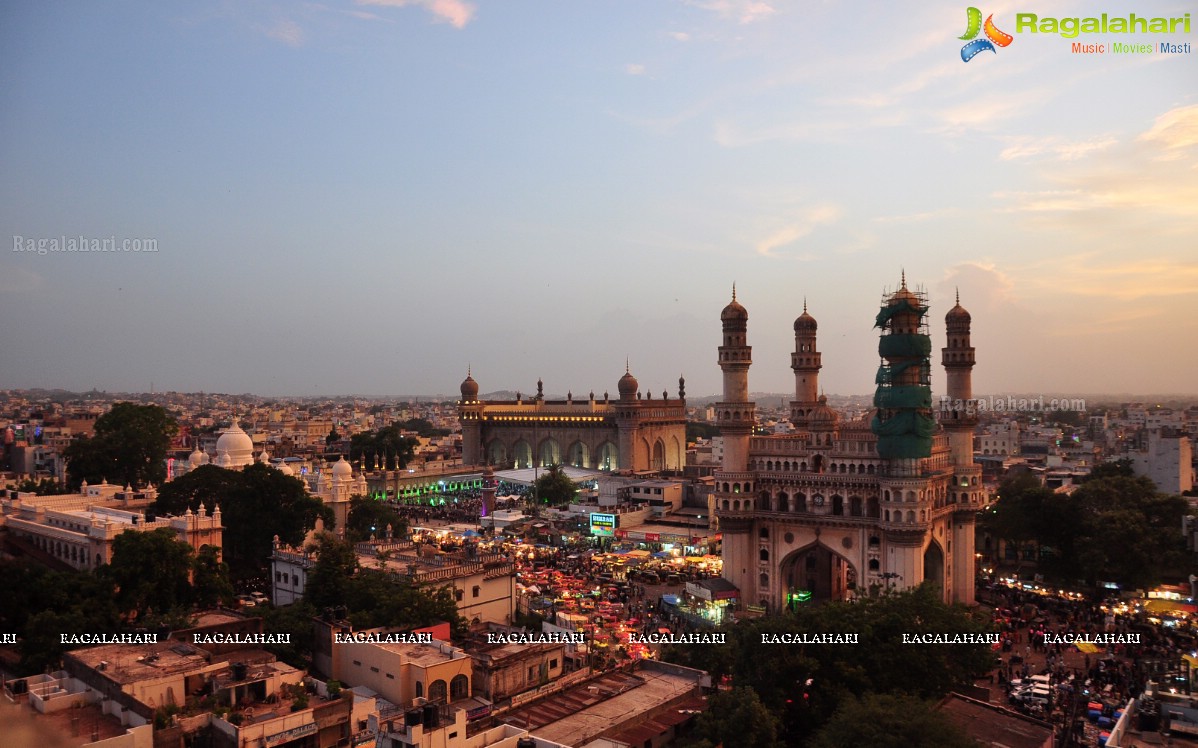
{"left": 590, "top": 513, "right": 616, "bottom": 537}
{"left": 264, "top": 723, "right": 318, "bottom": 746}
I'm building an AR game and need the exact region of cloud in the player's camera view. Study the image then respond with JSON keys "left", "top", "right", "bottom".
{"left": 685, "top": 0, "right": 776, "bottom": 24}
{"left": 0, "top": 264, "right": 45, "bottom": 294}
{"left": 668, "top": 31, "right": 691, "bottom": 42}
{"left": 999, "top": 135, "right": 1118, "bottom": 162}
{"left": 265, "top": 19, "right": 305, "bottom": 46}
{"left": 996, "top": 104, "right": 1198, "bottom": 227}
{"left": 1138, "top": 104, "right": 1198, "bottom": 153}
{"left": 625, "top": 63, "right": 646, "bottom": 76}
{"left": 755, "top": 204, "right": 842, "bottom": 256}
{"left": 872, "top": 209, "right": 957, "bottom": 225}
{"left": 357, "top": 0, "right": 476, "bottom": 28}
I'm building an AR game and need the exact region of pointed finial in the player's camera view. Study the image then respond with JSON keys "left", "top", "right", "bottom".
{"left": 901, "top": 269, "right": 906, "bottom": 288}
{"left": 803, "top": 297, "right": 807, "bottom": 314}
{"left": 732, "top": 282, "right": 737, "bottom": 301}
{"left": 467, "top": 363, "right": 472, "bottom": 377}
{"left": 955, "top": 287, "right": 960, "bottom": 305}
{"left": 625, "top": 357, "right": 630, "bottom": 374}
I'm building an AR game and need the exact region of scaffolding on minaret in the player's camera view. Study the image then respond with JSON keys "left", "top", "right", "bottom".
{"left": 871, "top": 281, "right": 936, "bottom": 459}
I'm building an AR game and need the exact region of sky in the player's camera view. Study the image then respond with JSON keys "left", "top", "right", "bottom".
{"left": 1, "top": 0, "right": 1195, "bottom": 400}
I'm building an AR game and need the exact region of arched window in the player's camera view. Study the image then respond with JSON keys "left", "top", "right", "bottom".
{"left": 416, "top": 681, "right": 424, "bottom": 698}
{"left": 849, "top": 496, "right": 862, "bottom": 517}
{"left": 868, "top": 535, "right": 880, "bottom": 547}
{"left": 429, "top": 680, "right": 447, "bottom": 703}
{"left": 759, "top": 548, "right": 769, "bottom": 562}
{"left": 450, "top": 674, "right": 470, "bottom": 700}
{"left": 832, "top": 495, "right": 844, "bottom": 516}
{"left": 760, "top": 573, "right": 769, "bottom": 588}
{"left": 869, "top": 559, "right": 880, "bottom": 571}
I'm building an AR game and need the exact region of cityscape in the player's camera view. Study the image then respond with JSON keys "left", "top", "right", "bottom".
{"left": 2, "top": 2, "right": 1195, "bottom": 748}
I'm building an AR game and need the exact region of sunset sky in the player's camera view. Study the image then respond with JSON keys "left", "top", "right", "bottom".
{"left": 2, "top": 1, "right": 1195, "bottom": 398}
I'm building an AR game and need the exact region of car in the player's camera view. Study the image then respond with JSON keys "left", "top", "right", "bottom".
{"left": 250, "top": 592, "right": 270, "bottom": 605}
{"left": 236, "top": 594, "right": 257, "bottom": 608}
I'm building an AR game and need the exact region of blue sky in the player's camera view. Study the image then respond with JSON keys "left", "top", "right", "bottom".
{"left": 1, "top": 0, "right": 1195, "bottom": 398}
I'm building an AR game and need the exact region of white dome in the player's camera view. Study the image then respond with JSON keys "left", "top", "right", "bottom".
{"left": 332, "top": 456, "right": 353, "bottom": 478}
{"left": 276, "top": 461, "right": 295, "bottom": 476}
{"left": 215, "top": 420, "right": 255, "bottom": 469}
{"left": 189, "top": 447, "right": 208, "bottom": 467}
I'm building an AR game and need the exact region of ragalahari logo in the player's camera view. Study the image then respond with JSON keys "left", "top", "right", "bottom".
{"left": 959, "top": 7, "right": 1014, "bottom": 61}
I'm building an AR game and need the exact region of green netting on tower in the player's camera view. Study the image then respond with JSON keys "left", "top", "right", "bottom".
{"left": 875, "top": 361, "right": 922, "bottom": 385}
{"left": 870, "top": 412, "right": 936, "bottom": 458}
{"left": 872, "top": 290, "right": 934, "bottom": 460}
{"left": 873, "top": 385, "right": 932, "bottom": 410}
{"left": 878, "top": 333, "right": 932, "bottom": 358}
{"left": 874, "top": 298, "right": 929, "bottom": 328}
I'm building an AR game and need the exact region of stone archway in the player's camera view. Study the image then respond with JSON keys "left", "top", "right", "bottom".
{"left": 486, "top": 440, "right": 508, "bottom": 467}
{"left": 512, "top": 440, "right": 532, "bottom": 469}
{"left": 567, "top": 441, "right": 589, "bottom": 468}
{"left": 924, "top": 540, "right": 945, "bottom": 591}
{"left": 596, "top": 442, "right": 619, "bottom": 471}
{"left": 780, "top": 541, "right": 858, "bottom": 605}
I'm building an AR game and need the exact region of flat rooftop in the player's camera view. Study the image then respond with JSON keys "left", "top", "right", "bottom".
{"left": 503, "top": 665, "right": 700, "bottom": 747}
{"left": 68, "top": 641, "right": 211, "bottom": 684}
{"left": 370, "top": 640, "right": 467, "bottom": 667}
{"left": 938, "top": 693, "right": 1054, "bottom": 748}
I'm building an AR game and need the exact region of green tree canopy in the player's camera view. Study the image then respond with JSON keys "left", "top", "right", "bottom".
{"left": 664, "top": 585, "right": 994, "bottom": 743}
{"left": 64, "top": 402, "right": 178, "bottom": 489}
{"left": 346, "top": 495, "right": 409, "bottom": 543}
{"left": 350, "top": 425, "right": 418, "bottom": 471}
{"left": 810, "top": 693, "right": 980, "bottom": 748}
{"left": 534, "top": 464, "right": 577, "bottom": 506}
{"left": 102, "top": 527, "right": 195, "bottom": 619}
{"left": 679, "top": 687, "right": 783, "bottom": 748}
{"left": 155, "top": 462, "right": 333, "bottom": 578}
{"left": 192, "top": 545, "right": 235, "bottom": 609}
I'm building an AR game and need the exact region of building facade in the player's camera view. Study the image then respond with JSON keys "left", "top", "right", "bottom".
{"left": 715, "top": 280, "right": 985, "bottom": 608}
{"left": 458, "top": 371, "right": 687, "bottom": 473}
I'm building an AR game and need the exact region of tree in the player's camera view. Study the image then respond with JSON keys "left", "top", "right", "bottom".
{"left": 103, "top": 527, "right": 195, "bottom": 619}
{"left": 533, "top": 464, "right": 577, "bottom": 507}
{"left": 350, "top": 425, "right": 418, "bottom": 471}
{"left": 326, "top": 425, "right": 340, "bottom": 445}
{"left": 663, "top": 585, "right": 994, "bottom": 743}
{"left": 810, "top": 693, "right": 980, "bottom": 748}
{"left": 64, "top": 402, "right": 178, "bottom": 489}
{"left": 680, "top": 687, "right": 783, "bottom": 748}
{"left": 155, "top": 463, "right": 333, "bottom": 578}
{"left": 346, "top": 495, "right": 408, "bottom": 543}
{"left": 14, "top": 477, "right": 70, "bottom": 495}
{"left": 192, "top": 545, "right": 235, "bottom": 609}
{"left": 304, "top": 534, "right": 359, "bottom": 611}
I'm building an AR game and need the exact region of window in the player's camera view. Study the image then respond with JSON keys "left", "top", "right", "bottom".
{"left": 353, "top": 660, "right": 362, "bottom": 666}
{"left": 472, "top": 586, "right": 481, "bottom": 598}
{"left": 528, "top": 666, "right": 536, "bottom": 679}
{"left": 550, "top": 659, "right": 558, "bottom": 669}
{"left": 386, "top": 673, "right": 395, "bottom": 679}
{"left": 370, "top": 666, "right": 380, "bottom": 673}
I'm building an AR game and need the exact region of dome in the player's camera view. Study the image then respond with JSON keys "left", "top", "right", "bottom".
{"left": 793, "top": 309, "right": 817, "bottom": 332}
{"left": 460, "top": 372, "right": 479, "bottom": 401}
{"left": 276, "top": 461, "right": 295, "bottom": 476}
{"left": 332, "top": 456, "right": 353, "bottom": 478}
{"left": 618, "top": 369, "right": 639, "bottom": 399}
{"left": 189, "top": 446, "right": 208, "bottom": 468}
{"left": 215, "top": 420, "right": 255, "bottom": 468}
{"left": 809, "top": 395, "right": 840, "bottom": 429}
{"left": 721, "top": 283, "right": 748, "bottom": 322}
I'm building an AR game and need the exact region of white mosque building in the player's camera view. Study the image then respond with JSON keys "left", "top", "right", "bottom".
{"left": 186, "top": 419, "right": 365, "bottom": 539}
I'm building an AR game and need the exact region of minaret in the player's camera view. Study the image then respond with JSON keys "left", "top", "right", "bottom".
{"left": 790, "top": 299, "right": 821, "bottom": 428}
{"left": 459, "top": 368, "right": 483, "bottom": 465}
{"left": 941, "top": 289, "right": 977, "bottom": 466}
{"left": 717, "top": 285, "right": 754, "bottom": 473}
{"left": 943, "top": 290, "right": 981, "bottom": 605}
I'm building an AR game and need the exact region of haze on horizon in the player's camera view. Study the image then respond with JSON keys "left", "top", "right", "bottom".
{"left": 2, "top": 2, "right": 1195, "bottom": 400}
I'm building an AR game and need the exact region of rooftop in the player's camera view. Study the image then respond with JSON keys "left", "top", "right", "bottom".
{"left": 937, "top": 693, "right": 1054, "bottom": 748}
{"left": 502, "top": 663, "right": 701, "bottom": 746}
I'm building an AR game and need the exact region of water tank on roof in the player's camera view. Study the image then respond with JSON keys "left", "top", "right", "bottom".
{"left": 517, "top": 739, "right": 537, "bottom": 748}
{"left": 231, "top": 662, "right": 247, "bottom": 681}
{"left": 422, "top": 704, "right": 439, "bottom": 728}
{"left": 404, "top": 709, "right": 423, "bottom": 727}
